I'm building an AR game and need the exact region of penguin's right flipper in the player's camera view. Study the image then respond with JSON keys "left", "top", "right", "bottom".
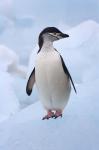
{"left": 26, "top": 68, "right": 35, "bottom": 96}
{"left": 60, "top": 55, "right": 77, "bottom": 94}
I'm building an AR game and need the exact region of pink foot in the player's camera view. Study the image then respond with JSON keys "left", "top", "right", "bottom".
{"left": 54, "top": 110, "right": 62, "bottom": 119}
{"left": 42, "top": 111, "right": 54, "bottom": 120}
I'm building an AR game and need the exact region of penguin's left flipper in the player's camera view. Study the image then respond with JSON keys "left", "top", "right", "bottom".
{"left": 26, "top": 68, "right": 35, "bottom": 96}
{"left": 60, "top": 55, "right": 77, "bottom": 94}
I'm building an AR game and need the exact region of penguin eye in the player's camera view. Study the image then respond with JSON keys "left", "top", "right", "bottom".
{"left": 53, "top": 32, "right": 57, "bottom": 35}
{"left": 48, "top": 32, "right": 58, "bottom": 36}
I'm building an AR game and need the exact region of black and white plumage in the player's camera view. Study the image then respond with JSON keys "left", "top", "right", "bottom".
{"left": 26, "top": 27, "right": 76, "bottom": 119}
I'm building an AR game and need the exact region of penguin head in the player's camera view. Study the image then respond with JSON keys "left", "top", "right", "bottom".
{"left": 38, "top": 27, "right": 69, "bottom": 49}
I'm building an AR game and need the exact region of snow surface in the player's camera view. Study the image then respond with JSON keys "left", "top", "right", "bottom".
{"left": 0, "top": 45, "right": 27, "bottom": 78}
{"left": 0, "top": 45, "right": 29, "bottom": 121}
{"left": 54, "top": 20, "right": 99, "bottom": 83}
{"left": 0, "top": 20, "right": 99, "bottom": 150}
{"left": 0, "top": 90, "right": 99, "bottom": 150}
{"left": 0, "top": 71, "right": 19, "bottom": 122}
{"left": 0, "top": 45, "right": 18, "bottom": 71}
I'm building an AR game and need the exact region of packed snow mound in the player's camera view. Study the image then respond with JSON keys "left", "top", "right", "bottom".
{"left": 8, "top": 63, "right": 27, "bottom": 79}
{"left": 53, "top": 20, "right": 99, "bottom": 83}
{"left": 0, "top": 45, "right": 28, "bottom": 120}
{"left": 0, "top": 45, "right": 27, "bottom": 78}
{"left": 55, "top": 20, "right": 99, "bottom": 49}
{"left": 0, "top": 78, "right": 99, "bottom": 150}
{"left": 0, "top": 71, "right": 20, "bottom": 122}
{"left": 0, "top": 45, "right": 18, "bottom": 71}
{"left": 67, "top": 20, "right": 99, "bottom": 48}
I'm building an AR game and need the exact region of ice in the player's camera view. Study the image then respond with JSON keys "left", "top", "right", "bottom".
{"left": 0, "top": 45, "right": 28, "bottom": 122}
{"left": 0, "top": 86, "right": 99, "bottom": 150}
{"left": 0, "top": 20, "right": 99, "bottom": 150}
{"left": 0, "top": 45, "right": 18, "bottom": 71}
{"left": 0, "top": 44, "right": 38, "bottom": 109}
{"left": 55, "top": 20, "right": 99, "bottom": 49}
{"left": 54, "top": 20, "right": 99, "bottom": 84}
{"left": 0, "top": 71, "right": 20, "bottom": 122}
{"left": 0, "top": 45, "right": 27, "bottom": 78}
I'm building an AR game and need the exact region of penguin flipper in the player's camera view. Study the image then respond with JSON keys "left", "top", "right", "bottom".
{"left": 26, "top": 68, "right": 35, "bottom": 96}
{"left": 60, "top": 55, "right": 77, "bottom": 94}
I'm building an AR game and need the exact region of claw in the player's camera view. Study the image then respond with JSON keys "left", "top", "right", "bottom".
{"left": 42, "top": 110, "right": 63, "bottom": 120}
{"left": 42, "top": 115, "right": 51, "bottom": 120}
{"left": 42, "top": 111, "right": 54, "bottom": 120}
{"left": 53, "top": 110, "right": 62, "bottom": 119}
{"left": 54, "top": 114, "right": 62, "bottom": 119}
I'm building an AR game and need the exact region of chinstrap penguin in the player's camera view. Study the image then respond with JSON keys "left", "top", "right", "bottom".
{"left": 26, "top": 27, "right": 76, "bottom": 120}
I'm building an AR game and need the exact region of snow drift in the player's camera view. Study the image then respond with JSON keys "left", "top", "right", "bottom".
{"left": 0, "top": 45, "right": 28, "bottom": 122}
{"left": 0, "top": 20, "right": 99, "bottom": 150}
{"left": 0, "top": 71, "right": 19, "bottom": 122}
{"left": 0, "top": 89, "right": 99, "bottom": 150}
{"left": 54, "top": 20, "right": 99, "bottom": 83}
{"left": 0, "top": 45, "right": 27, "bottom": 78}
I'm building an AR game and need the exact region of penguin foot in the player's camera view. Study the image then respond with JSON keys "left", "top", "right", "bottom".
{"left": 54, "top": 111, "right": 62, "bottom": 119}
{"left": 42, "top": 111, "right": 54, "bottom": 120}
{"left": 54, "top": 114, "right": 62, "bottom": 119}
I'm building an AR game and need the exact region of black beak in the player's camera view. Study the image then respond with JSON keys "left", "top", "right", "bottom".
{"left": 61, "top": 33, "right": 69, "bottom": 38}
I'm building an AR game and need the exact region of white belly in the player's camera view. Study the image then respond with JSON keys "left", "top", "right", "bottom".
{"left": 35, "top": 50, "right": 71, "bottom": 110}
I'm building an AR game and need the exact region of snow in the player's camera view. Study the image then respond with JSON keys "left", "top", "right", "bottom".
{"left": 63, "top": 20, "right": 99, "bottom": 48}
{"left": 0, "top": 45, "right": 18, "bottom": 71}
{"left": 0, "top": 89, "right": 99, "bottom": 150}
{"left": 0, "top": 45, "right": 27, "bottom": 78}
{"left": 0, "top": 71, "right": 19, "bottom": 122}
{"left": 0, "top": 20, "right": 99, "bottom": 150}
{"left": 54, "top": 20, "right": 99, "bottom": 84}
{"left": 0, "top": 45, "right": 28, "bottom": 122}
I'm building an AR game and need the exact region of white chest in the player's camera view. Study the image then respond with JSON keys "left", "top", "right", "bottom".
{"left": 35, "top": 49, "right": 71, "bottom": 110}
{"left": 35, "top": 49, "right": 68, "bottom": 90}
{"left": 35, "top": 50, "right": 61, "bottom": 80}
